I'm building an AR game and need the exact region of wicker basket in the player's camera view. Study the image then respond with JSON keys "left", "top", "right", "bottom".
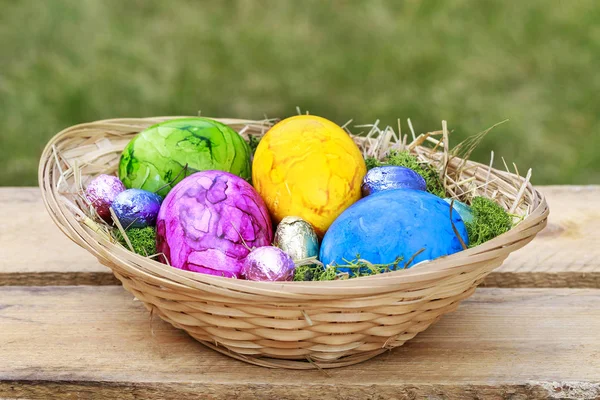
{"left": 39, "top": 117, "right": 548, "bottom": 369}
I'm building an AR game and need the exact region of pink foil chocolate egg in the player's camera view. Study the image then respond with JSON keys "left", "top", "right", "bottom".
{"left": 156, "top": 171, "right": 273, "bottom": 278}
{"left": 242, "top": 246, "right": 296, "bottom": 282}
{"left": 85, "top": 174, "right": 126, "bottom": 223}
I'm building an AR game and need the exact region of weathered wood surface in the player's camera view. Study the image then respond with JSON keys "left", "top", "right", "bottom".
{"left": 1, "top": 186, "right": 599, "bottom": 288}
{"left": 487, "top": 185, "right": 600, "bottom": 288}
{"left": 1, "top": 286, "right": 599, "bottom": 399}
{"left": 1, "top": 186, "right": 599, "bottom": 399}
{"left": 0, "top": 188, "right": 118, "bottom": 286}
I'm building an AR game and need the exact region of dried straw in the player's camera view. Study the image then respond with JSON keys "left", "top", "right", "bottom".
{"left": 38, "top": 116, "right": 548, "bottom": 370}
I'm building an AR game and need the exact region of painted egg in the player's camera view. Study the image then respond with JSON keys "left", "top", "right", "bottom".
{"left": 242, "top": 246, "right": 295, "bottom": 282}
{"left": 85, "top": 174, "right": 126, "bottom": 223}
{"left": 273, "top": 216, "right": 319, "bottom": 261}
{"left": 112, "top": 189, "right": 162, "bottom": 229}
{"left": 361, "top": 166, "right": 426, "bottom": 196}
{"left": 156, "top": 171, "right": 272, "bottom": 278}
{"left": 320, "top": 189, "right": 469, "bottom": 269}
{"left": 444, "top": 198, "right": 474, "bottom": 224}
{"left": 252, "top": 115, "right": 366, "bottom": 237}
{"left": 119, "top": 118, "right": 252, "bottom": 197}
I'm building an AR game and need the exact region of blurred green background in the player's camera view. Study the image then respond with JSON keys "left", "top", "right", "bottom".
{"left": 1, "top": 0, "right": 599, "bottom": 186}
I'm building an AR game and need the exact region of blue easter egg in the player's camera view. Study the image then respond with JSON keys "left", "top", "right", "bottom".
{"left": 361, "top": 166, "right": 426, "bottom": 196}
{"left": 112, "top": 189, "right": 163, "bottom": 229}
{"left": 443, "top": 198, "right": 474, "bottom": 224}
{"left": 320, "top": 189, "right": 468, "bottom": 272}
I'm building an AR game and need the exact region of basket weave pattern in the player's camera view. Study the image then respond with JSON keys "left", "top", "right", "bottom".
{"left": 39, "top": 117, "right": 549, "bottom": 369}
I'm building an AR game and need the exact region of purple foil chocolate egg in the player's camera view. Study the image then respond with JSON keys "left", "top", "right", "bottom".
{"left": 85, "top": 174, "right": 126, "bottom": 222}
{"left": 361, "top": 166, "right": 426, "bottom": 197}
{"left": 242, "top": 246, "right": 295, "bottom": 282}
{"left": 156, "top": 171, "right": 273, "bottom": 278}
{"left": 112, "top": 189, "right": 162, "bottom": 229}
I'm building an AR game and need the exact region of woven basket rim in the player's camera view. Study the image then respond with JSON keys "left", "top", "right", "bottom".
{"left": 38, "top": 116, "right": 549, "bottom": 299}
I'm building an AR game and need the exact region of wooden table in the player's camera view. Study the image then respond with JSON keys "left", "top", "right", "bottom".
{"left": 1, "top": 186, "right": 599, "bottom": 400}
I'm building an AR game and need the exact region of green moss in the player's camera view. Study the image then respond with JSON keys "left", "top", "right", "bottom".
{"left": 366, "top": 151, "right": 446, "bottom": 197}
{"left": 365, "top": 157, "right": 381, "bottom": 170}
{"left": 248, "top": 135, "right": 261, "bottom": 155}
{"left": 293, "top": 264, "right": 338, "bottom": 281}
{"left": 386, "top": 151, "right": 446, "bottom": 197}
{"left": 293, "top": 256, "right": 404, "bottom": 281}
{"left": 115, "top": 226, "right": 157, "bottom": 256}
{"left": 465, "top": 197, "right": 512, "bottom": 248}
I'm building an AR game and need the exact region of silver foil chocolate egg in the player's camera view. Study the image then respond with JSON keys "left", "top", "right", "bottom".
{"left": 273, "top": 216, "right": 319, "bottom": 261}
{"left": 361, "top": 166, "right": 426, "bottom": 197}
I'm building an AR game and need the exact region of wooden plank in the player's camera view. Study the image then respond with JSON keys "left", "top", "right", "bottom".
{"left": 1, "top": 186, "right": 599, "bottom": 288}
{"left": 0, "top": 188, "right": 118, "bottom": 286}
{"left": 1, "top": 286, "right": 599, "bottom": 399}
{"left": 489, "top": 185, "right": 600, "bottom": 288}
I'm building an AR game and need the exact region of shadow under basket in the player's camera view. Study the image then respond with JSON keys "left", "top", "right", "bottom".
{"left": 39, "top": 117, "right": 549, "bottom": 369}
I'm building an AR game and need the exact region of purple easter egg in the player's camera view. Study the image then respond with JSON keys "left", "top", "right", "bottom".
{"left": 156, "top": 171, "right": 273, "bottom": 278}
{"left": 112, "top": 189, "right": 162, "bottom": 229}
{"left": 242, "top": 246, "right": 296, "bottom": 282}
{"left": 85, "top": 174, "right": 126, "bottom": 223}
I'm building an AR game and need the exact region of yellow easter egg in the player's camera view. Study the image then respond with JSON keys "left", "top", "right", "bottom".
{"left": 252, "top": 115, "right": 366, "bottom": 236}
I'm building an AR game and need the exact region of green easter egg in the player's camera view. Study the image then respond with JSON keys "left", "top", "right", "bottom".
{"left": 119, "top": 118, "right": 251, "bottom": 197}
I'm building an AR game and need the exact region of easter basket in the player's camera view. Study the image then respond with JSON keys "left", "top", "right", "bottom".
{"left": 39, "top": 116, "right": 548, "bottom": 369}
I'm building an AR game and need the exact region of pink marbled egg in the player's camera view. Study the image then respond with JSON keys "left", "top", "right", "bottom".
{"left": 156, "top": 171, "right": 273, "bottom": 278}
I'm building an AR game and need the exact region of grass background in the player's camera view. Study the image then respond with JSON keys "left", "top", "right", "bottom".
{"left": 1, "top": 0, "right": 599, "bottom": 186}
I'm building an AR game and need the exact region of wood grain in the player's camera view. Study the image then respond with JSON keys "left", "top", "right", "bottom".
{"left": 0, "top": 188, "right": 118, "bottom": 286}
{"left": 1, "top": 286, "right": 599, "bottom": 399}
{"left": 1, "top": 186, "right": 598, "bottom": 288}
{"left": 490, "top": 185, "right": 600, "bottom": 288}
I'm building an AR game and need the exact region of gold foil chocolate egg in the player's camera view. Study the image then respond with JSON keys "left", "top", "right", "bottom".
{"left": 274, "top": 216, "right": 319, "bottom": 261}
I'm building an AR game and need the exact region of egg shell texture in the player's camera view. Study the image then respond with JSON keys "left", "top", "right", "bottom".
{"left": 242, "top": 246, "right": 295, "bottom": 281}
{"left": 85, "top": 174, "right": 126, "bottom": 222}
{"left": 361, "top": 166, "right": 426, "bottom": 196}
{"left": 252, "top": 115, "right": 366, "bottom": 236}
{"left": 112, "top": 189, "right": 162, "bottom": 229}
{"left": 320, "top": 189, "right": 469, "bottom": 268}
{"left": 119, "top": 118, "right": 252, "bottom": 197}
{"left": 156, "top": 171, "right": 273, "bottom": 278}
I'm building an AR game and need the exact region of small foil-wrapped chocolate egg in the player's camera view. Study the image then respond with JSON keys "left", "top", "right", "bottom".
{"left": 242, "top": 246, "right": 295, "bottom": 281}
{"left": 444, "top": 198, "right": 474, "bottom": 224}
{"left": 112, "top": 189, "right": 162, "bottom": 229}
{"left": 274, "top": 216, "right": 319, "bottom": 261}
{"left": 85, "top": 174, "right": 126, "bottom": 222}
{"left": 361, "top": 166, "right": 426, "bottom": 197}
